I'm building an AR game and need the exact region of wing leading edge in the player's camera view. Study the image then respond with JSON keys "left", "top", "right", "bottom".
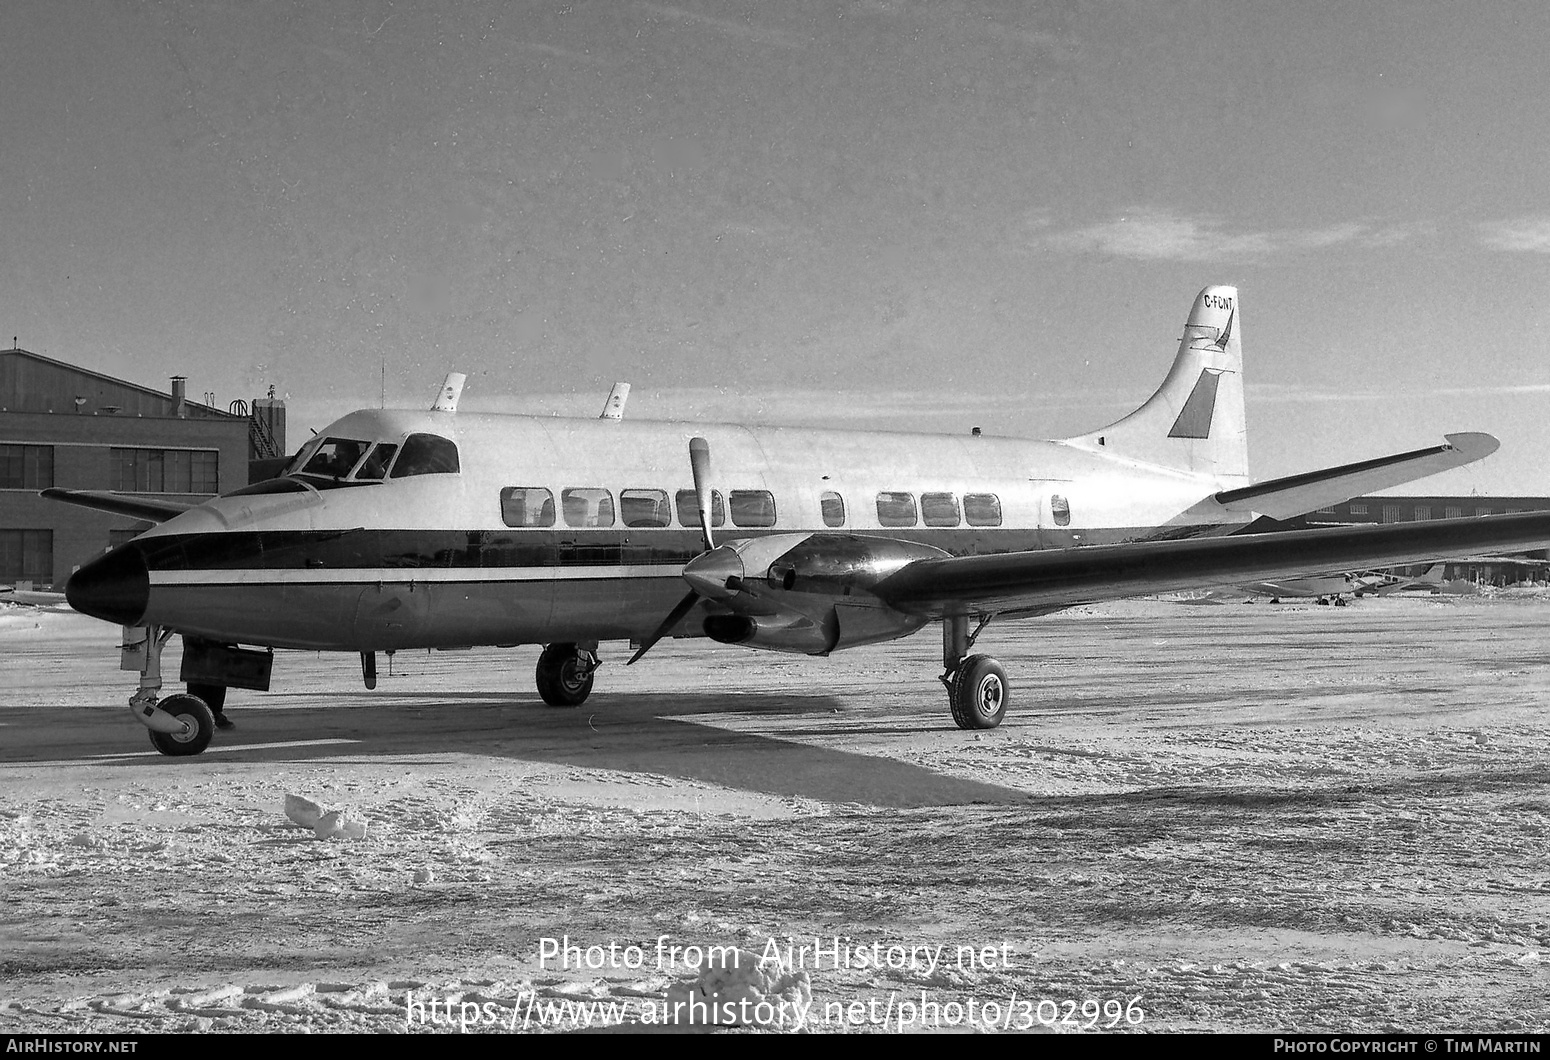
{"left": 876, "top": 510, "right": 1550, "bottom": 618}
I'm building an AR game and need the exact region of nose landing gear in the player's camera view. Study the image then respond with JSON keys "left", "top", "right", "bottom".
{"left": 123, "top": 625, "right": 215, "bottom": 756}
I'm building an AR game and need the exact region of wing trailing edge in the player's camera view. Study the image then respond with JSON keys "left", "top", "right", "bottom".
{"left": 1214, "top": 433, "right": 1498, "bottom": 519}
{"left": 875, "top": 509, "right": 1550, "bottom": 618}
{"left": 39, "top": 488, "right": 194, "bottom": 524}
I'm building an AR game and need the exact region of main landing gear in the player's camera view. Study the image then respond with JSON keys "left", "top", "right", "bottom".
{"left": 940, "top": 614, "right": 1007, "bottom": 730}
{"left": 536, "top": 642, "right": 600, "bottom": 707}
{"left": 122, "top": 625, "right": 216, "bottom": 757}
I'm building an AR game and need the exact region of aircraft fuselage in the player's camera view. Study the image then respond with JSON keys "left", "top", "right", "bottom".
{"left": 68, "top": 408, "right": 1249, "bottom": 653}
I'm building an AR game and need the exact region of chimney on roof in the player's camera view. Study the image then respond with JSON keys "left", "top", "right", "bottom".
{"left": 171, "top": 376, "right": 187, "bottom": 418}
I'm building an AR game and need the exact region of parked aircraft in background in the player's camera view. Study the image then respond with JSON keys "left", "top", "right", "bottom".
{"left": 0, "top": 586, "right": 69, "bottom": 609}
{"left": 1231, "top": 563, "right": 1447, "bottom": 604}
{"left": 44, "top": 285, "right": 1550, "bottom": 755}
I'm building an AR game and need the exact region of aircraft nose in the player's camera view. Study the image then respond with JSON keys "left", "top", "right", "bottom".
{"left": 66, "top": 545, "right": 149, "bottom": 625}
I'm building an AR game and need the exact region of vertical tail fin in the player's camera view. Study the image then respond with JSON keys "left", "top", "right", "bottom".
{"left": 1063, "top": 285, "right": 1248, "bottom": 480}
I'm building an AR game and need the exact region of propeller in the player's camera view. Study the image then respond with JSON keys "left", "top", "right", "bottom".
{"left": 628, "top": 436, "right": 729, "bottom": 665}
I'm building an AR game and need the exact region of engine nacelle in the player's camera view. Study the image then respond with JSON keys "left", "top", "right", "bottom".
{"left": 696, "top": 534, "right": 944, "bottom": 654}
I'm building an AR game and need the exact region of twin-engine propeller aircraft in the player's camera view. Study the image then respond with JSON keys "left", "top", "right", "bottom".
{"left": 47, "top": 285, "right": 1550, "bottom": 755}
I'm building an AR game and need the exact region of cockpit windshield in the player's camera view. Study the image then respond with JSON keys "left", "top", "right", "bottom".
{"left": 282, "top": 432, "right": 459, "bottom": 485}
{"left": 299, "top": 438, "right": 371, "bottom": 479}
{"left": 354, "top": 443, "right": 398, "bottom": 481}
{"left": 389, "top": 433, "right": 460, "bottom": 477}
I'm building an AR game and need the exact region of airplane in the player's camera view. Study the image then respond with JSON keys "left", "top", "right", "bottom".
{"left": 0, "top": 585, "right": 70, "bottom": 609}
{"left": 43, "top": 285, "right": 1550, "bottom": 756}
{"left": 1228, "top": 563, "right": 1447, "bottom": 604}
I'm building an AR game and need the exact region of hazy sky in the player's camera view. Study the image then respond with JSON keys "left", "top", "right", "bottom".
{"left": 4, "top": 1, "right": 1549, "bottom": 493}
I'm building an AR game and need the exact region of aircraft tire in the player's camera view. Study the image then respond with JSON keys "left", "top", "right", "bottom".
{"left": 949, "top": 655, "right": 1008, "bottom": 730}
{"left": 536, "top": 644, "right": 594, "bottom": 708}
{"left": 148, "top": 693, "right": 216, "bottom": 757}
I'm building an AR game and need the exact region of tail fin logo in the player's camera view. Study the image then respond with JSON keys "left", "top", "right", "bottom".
{"left": 1214, "top": 304, "right": 1235, "bottom": 349}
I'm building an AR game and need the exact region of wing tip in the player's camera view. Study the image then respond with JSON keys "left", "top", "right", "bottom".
{"left": 1443, "top": 432, "right": 1500, "bottom": 460}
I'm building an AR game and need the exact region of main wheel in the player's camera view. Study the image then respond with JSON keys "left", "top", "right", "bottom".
{"left": 148, "top": 693, "right": 216, "bottom": 756}
{"left": 536, "top": 644, "right": 594, "bottom": 707}
{"left": 949, "top": 655, "right": 1008, "bottom": 730}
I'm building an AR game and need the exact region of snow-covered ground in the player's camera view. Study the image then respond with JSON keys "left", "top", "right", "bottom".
{"left": 1, "top": 597, "right": 1546, "bottom": 1033}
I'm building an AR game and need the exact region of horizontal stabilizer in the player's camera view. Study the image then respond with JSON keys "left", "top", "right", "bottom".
{"left": 1214, "top": 433, "right": 1498, "bottom": 519}
{"left": 39, "top": 488, "right": 194, "bottom": 524}
{"left": 876, "top": 510, "right": 1550, "bottom": 618}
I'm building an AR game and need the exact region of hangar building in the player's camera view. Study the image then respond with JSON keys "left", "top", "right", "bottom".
{"left": 1, "top": 346, "right": 285, "bottom": 590}
{"left": 1293, "top": 496, "right": 1550, "bottom": 586}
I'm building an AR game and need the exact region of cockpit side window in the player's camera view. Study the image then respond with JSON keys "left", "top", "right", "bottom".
{"left": 354, "top": 443, "right": 398, "bottom": 481}
{"left": 388, "top": 433, "right": 461, "bottom": 478}
{"left": 301, "top": 438, "right": 371, "bottom": 479}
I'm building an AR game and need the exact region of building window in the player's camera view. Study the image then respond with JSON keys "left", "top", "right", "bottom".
{"left": 729, "top": 490, "right": 777, "bottom": 528}
{"left": 819, "top": 491, "right": 845, "bottom": 527}
{"left": 110, "top": 448, "right": 219, "bottom": 493}
{"left": 1315, "top": 506, "right": 1336, "bottom": 514}
{"left": 1476, "top": 507, "right": 1492, "bottom": 517}
{"left": 875, "top": 492, "right": 918, "bottom": 528}
{"left": 1413, "top": 506, "right": 1431, "bottom": 521}
{"left": 920, "top": 492, "right": 960, "bottom": 527}
{"left": 1445, "top": 506, "right": 1463, "bottom": 519}
{"left": 1051, "top": 494, "right": 1072, "bottom": 527}
{"left": 1349, "top": 503, "right": 1368, "bottom": 516}
{"left": 1382, "top": 505, "right": 1401, "bottom": 523}
{"left": 499, "top": 487, "right": 555, "bottom": 527}
{"left": 108, "top": 528, "right": 149, "bottom": 550}
{"left": 963, "top": 493, "right": 1002, "bottom": 527}
{"left": 674, "top": 489, "right": 725, "bottom": 528}
{"left": 0, "top": 529, "right": 52, "bottom": 585}
{"left": 0, "top": 445, "right": 54, "bottom": 490}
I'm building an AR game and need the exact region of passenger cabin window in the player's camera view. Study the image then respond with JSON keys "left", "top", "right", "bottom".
{"left": 354, "top": 443, "right": 398, "bottom": 481}
{"left": 620, "top": 489, "right": 671, "bottom": 528}
{"left": 964, "top": 493, "right": 1002, "bottom": 527}
{"left": 729, "top": 489, "right": 777, "bottom": 528}
{"left": 1051, "top": 494, "right": 1072, "bottom": 527}
{"left": 302, "top": 438, "right": 370, "bottom": 479}
{"left": 562, "top": 487, "right": 615, "bottom": 528}
{"left": 674, "top": 489, "right": 725, "bottom": 528}
{"left": 876, "top": 491, "right": 918, "bottom": 528}
{"left": 820, "top": 491, "right": 845, "bottom": 527}
{"left": 500, "top": 487, "right": 556, "bottom": 528}
{"left": 389, "top": 433, "right": 460, "bottom": 477}
{"left": 921, "top": 492, "right": 960, "bottom": 527}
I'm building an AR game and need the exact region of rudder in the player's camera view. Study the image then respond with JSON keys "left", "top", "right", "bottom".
{"left": 1062, "top": 285, "right": 1248, "bottom": 480}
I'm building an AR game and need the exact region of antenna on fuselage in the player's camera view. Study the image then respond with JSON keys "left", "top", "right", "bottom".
{"left": 431, "top": 372, "right": 466, "bottom": 413}
{"left": 600, "top": 381, "right": 631, "bottom": 420}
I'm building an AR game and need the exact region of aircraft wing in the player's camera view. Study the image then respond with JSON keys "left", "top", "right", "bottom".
{"left": 39, "top": 488, "right": 194, "bottom": 523}
{"left": 875, "top": 510, "right": 1550, "bottom": 618}
{"left": 1213, "top": 433, "right": 1497, "bottom": 519}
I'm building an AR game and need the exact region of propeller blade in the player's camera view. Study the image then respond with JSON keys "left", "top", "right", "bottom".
{"left": 689, "top": 436, "right": 715, "bottom": 551}
{"left": 626, "top": 590, "right": 701, "bottom": 665}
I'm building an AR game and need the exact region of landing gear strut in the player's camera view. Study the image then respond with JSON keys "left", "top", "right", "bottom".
{"left": 122, "top": 624, "right": 215, "bottom": 756}
{"left": 940, "top": 614, "right": 1007, "bottom": 730}
{"left": 536, "top": 642, "right": 599, "bottom": 707}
